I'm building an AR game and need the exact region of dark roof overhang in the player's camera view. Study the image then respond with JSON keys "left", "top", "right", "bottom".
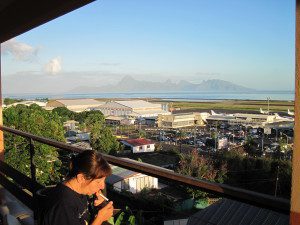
{"left": 0, "top": 0, "right": 95, "bottom": 43}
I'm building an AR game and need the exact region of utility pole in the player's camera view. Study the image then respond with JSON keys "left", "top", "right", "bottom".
{"left": 281, "top": 132, "right": 289, "bottom": 145}
{"left": 215, "top": 122, "right": 218, "bottom": 151}
{"left": 194, "top": 125, "right": 196, "bottom": 148}
{"left": 214, "top": 134, "right": 217, "bottom": 151}
{"left": 261, "top": 133, "right": 264, "bottom": 152}
{"left": 274, "top": 165, "right": 280, "bottom": 197}
{"left": 267, "top": 97, "right": 270, "bottom": 115}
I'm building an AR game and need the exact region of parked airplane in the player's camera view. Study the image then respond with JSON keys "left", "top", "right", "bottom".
{"left": 211, "top": 110, "right": 234, "bottom": 117}
{"left": 274, "top": 113, "right": 294, "bottom": 122}
{"left": 288, "top": 109, "right": 295, "bottom": 116}
{"left": 211, "top": 110, "right": 222, "bottom": 116}
{"left": 260, "top": 108, "right": 269, "bottom": 114}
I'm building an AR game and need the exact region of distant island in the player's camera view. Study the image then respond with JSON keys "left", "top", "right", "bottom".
{"left": 68, "top": 76, "right": 255, "bottom": 93}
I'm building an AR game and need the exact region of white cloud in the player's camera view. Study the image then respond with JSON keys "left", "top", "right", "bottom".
{"left": 1, "top": 38, "right": 39, "bottom": 61}
{"left": 44, "top": 57, "right": 62, "bottom": 75}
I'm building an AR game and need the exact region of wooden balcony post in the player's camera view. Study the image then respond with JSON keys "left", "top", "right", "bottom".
{"left": 291, "top": 0, "right": 300, "bottom": 224}
{"left": 0, "top": 45, "right": 4, "bottom": 161}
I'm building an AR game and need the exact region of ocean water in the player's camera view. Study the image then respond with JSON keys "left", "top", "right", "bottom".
{"left": 5, "top": 91, "right": 294, "bottom": 101}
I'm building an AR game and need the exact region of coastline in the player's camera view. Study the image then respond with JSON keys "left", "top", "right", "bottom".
{"left": 3, "top": 90, "right": 295, "bottom": 102}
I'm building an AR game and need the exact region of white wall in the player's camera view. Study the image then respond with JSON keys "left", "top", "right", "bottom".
{"left": 99, "top": 108, "right": 132, "bottom": 116}
{"left": 128, "top": 174, "right": 158, "bottom": 193}
{"left": 112, "top": 174, "right": 158, "bottom": 194}
{"left": 132, "top": 144, "right": 155, "bottom": 153}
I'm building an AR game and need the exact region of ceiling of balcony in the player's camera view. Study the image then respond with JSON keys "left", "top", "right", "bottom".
{"left": 0, "top": 0, "right": 95, "bottom": 43}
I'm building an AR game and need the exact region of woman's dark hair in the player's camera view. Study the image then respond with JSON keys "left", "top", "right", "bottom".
{"left": 67, "top": 150, "right": 111, "bottom": 180}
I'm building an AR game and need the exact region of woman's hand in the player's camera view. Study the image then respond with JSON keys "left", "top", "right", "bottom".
{"left": 94, "top": 191, "right": 105, "bottom": 206}
{"left": 92, "top": 201, "right": 114, "bottom": 225}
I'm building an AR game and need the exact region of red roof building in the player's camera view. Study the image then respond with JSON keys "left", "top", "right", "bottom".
{"left": 121, "top": 138, "right": 156, "bottom": 153}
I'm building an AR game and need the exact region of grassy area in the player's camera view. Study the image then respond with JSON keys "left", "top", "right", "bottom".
{"left": 158, "top": 100, "right": 294, "bottom": 112}
{"left": 129, "top": 152, "right": 179, "bottom": 167}
{"left": 95, "top": 98, "right": 294, "bottom": 113}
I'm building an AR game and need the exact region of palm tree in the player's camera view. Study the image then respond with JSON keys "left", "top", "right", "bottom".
{"left": 244, "top": 136, "right": 260, "bottom": 156}
{"left": 176, "top": 130, "right": 186, "bottom": 153}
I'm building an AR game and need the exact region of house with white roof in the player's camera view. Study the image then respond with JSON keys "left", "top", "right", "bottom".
{"left": 106, "top": 165, "right": 158, "bottom": 194}
{"left": 63, "top": 120, "right": 79, "bottom": 131}
{"left": 45, "top": 99, "right": 104, "bottom": 112}
{"left": 121, "top": 138, "right": 156, "bottom": 153}
{"left": 66, "top": 131, "right": 90, "bottom": 143}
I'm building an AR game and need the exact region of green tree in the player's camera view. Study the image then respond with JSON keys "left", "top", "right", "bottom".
{"left": 78, "top": 123, "right": 87, "bottom": 132}
{"left": 84, "top": 111, "right": 105, "bottom": 129}
{"left": 244, "top": 136, "right": 262, "bottom": 156}
{"left": 52, "top": 107, "right": 76, "bottom": 122}
{"left": 138, "top": 130, "right": 146, "bottom": 138}
{"left": 278, "top": 137, "right": 290, "bottom": 155}
{"left": 177, "top": 149, "right": 227, "bottom": 199}
{"left": 3, "top": 104, "right": 65, "bottom": 185}
{"left": 221, "top": 151, "right": 292, "bottom": 198}
{"left": 90, "top": 122, "right": 119, "bottom": 154}
{"left": 155, "top": 143, "right": 163, "bottom": 152}
{"left": 82, "top": 111, "right": 119, "bottom": 155}
{"left": 4, "top": 98, "right": 24, "bottom": 106}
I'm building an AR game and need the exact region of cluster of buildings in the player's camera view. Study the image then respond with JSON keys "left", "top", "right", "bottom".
{"left": 206, "top": 111, "right": 294, "bottom": 129}
{"left": 6, "top": 98, "right": 294, "bottom": 131}
{"left": 157, "top": 112, "right": 210, "bottom": 128}
{"left": 156, "top": 111, "right": 293, "bottom": 131}
{"left": 50, "top": 98, "right": 293, "bottom": 197}
{"left": 4, "top": 98, "right": 295, "bottom": 222}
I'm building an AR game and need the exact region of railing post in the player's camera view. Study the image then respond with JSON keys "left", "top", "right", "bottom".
{"left": 29, "top": 138, "right": 37, "bottom": 183}
{"left": 291, "top": 0, "right": 300, "bottom": 224}
{"left": 0, "top": 45, "right": 4, "bottom": 161}
{"left": 29, "top": 137, "right": 38, "bottom": 220}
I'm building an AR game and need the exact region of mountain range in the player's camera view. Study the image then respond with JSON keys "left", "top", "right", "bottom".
{"left": 67, "top": 76, "right": 255, "bottom": 93}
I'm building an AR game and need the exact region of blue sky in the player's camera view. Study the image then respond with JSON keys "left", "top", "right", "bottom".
{"left": 1, "top": 0, "right": 295, "bottom": 94}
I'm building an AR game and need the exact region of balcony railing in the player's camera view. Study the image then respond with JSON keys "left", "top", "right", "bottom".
{"left": 0, "top": 125, "right": 290, "bottom": 219}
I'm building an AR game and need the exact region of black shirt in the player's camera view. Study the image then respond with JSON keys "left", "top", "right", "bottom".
{"left": 42, "top": 184, "right": 90, "bottom": 225}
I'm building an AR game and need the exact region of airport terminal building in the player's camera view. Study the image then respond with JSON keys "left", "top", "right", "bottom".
{"left": 206, "top": 113, "right": 294, "bottom": 128}
{"left": 93, "top": 100, "right": 170, "bottom": 118}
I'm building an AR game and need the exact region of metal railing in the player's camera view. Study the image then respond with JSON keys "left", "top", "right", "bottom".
{"left": 0, "top": 125, "right": 290, "bottom": 215}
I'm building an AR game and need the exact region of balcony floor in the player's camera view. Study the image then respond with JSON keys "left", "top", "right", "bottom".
{"left": 0, "top": 185, "right": 34, "bottom": 225}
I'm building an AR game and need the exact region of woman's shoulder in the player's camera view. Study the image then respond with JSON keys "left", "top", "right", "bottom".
{"left": 41, "top": 184, "right": 90, "bottom": 225}
{"left": 53, "top": 183, "right": 87, "bottom": 204}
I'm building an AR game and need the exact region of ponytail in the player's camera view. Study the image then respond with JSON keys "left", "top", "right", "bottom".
{"left": 67, "top": 150, "right": 111, "bottom": 180}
